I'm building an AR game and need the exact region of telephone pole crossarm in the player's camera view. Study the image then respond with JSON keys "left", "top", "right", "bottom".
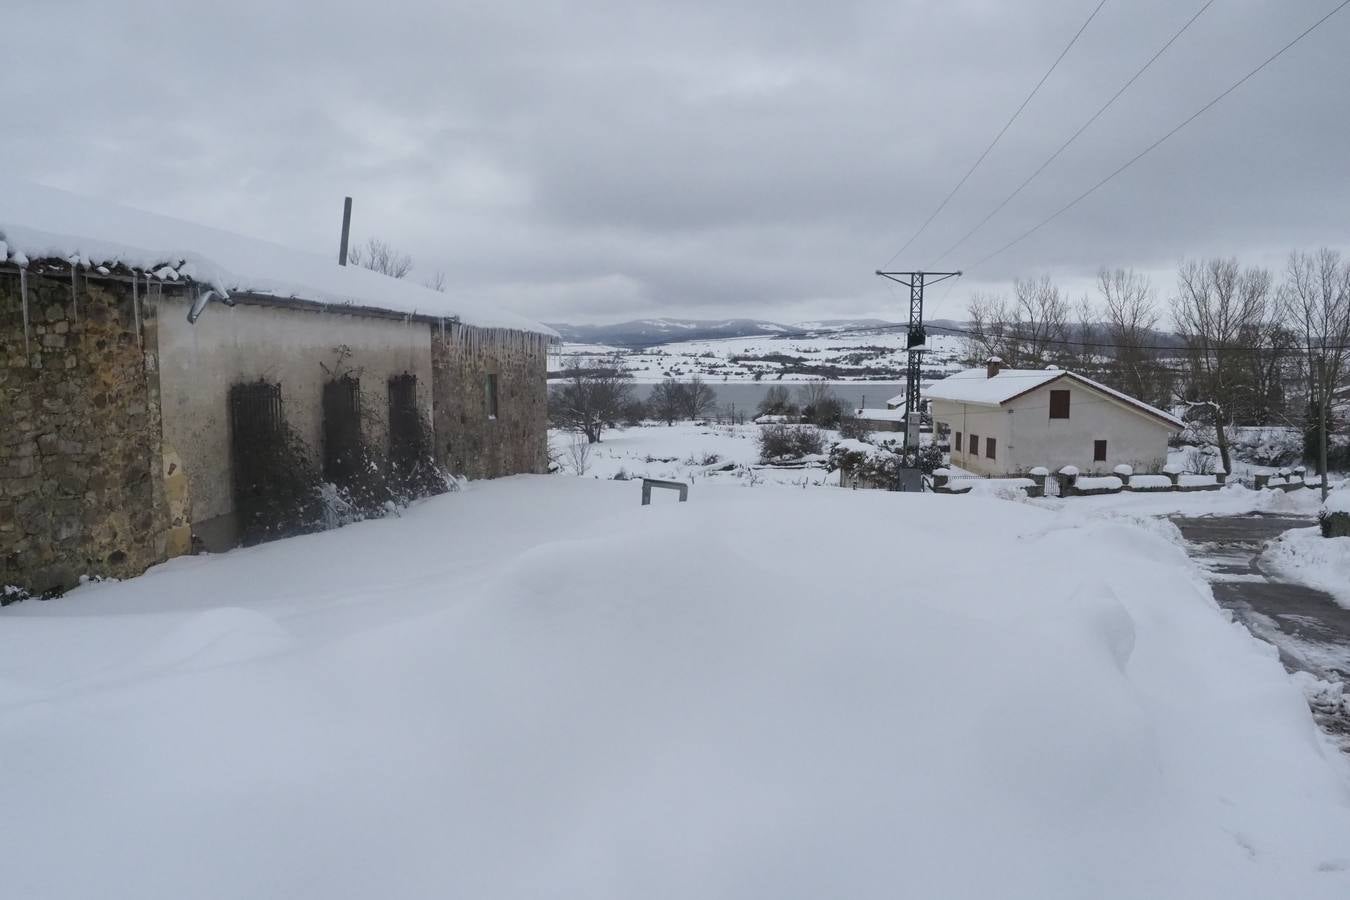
{"left": 874, "top": 269, "right": 962, "bottom": 442}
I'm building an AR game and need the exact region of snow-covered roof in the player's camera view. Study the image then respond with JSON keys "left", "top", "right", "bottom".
{"left": 0, "top": 177, "right": 556, "bottom": 337}
{"left": 926, "top": 367, "right": 1184, "bottom": 428}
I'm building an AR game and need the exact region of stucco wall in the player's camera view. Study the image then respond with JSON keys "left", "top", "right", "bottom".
{"left": 931, "top": 398, "right": 1011, "bottom": 476}
{"left": 155, "top": 298, "right": 433, "bottom": 547}
{"left": 431, "top": 324, "right": 549, "bottom": 479}
{"left": 1003, "top": 380, "right": 1173, "bottom": 474}
{"left": 933, "top": 379, "right": 1174, "bottom": 476}
{"left": 0, "top": 269, "right": 170, "bottom": 592}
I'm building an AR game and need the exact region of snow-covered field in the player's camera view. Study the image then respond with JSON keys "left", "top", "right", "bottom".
{"left": 549, "top": 423, "right": 842, "bottom": 487}
{"left": 3, "top": 477, "right": 1350, "bottom": 898}
{"left": 550, "top": 330, "right": 966, "bottom": 383}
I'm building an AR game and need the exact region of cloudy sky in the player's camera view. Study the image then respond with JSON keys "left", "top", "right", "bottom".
{"left": 6, "top": 0, "right": 1349, "bottom": 323}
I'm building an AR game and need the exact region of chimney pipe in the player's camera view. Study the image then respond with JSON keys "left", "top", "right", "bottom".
{"left": 986, "top": 356, "right": 1003, "bottom": 379}
{"left": 338, "top": 196, "right": 353, "bottom": 266}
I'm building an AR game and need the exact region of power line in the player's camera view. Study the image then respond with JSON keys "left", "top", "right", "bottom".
{"left": 880, "top": 0, "right": 1109, "bottom": 268}
{"left": 928, "top": 0, "right": 1215, "bottom": 267}
{"left": 966, "top": 0, "right": 1350, "bottom": 272}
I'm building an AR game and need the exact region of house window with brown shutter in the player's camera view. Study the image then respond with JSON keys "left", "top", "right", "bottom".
{"left": 969, "top": 435, "right": 979, "bottom": 457}
{"left": 986, "top": 437, "right": 996, "bottom": 459}
{"left": 1049, "top": 389, "right": 1071, "bottom": 419}
{"left": 1094, "top": 439, "right": 1107, "bottom": 461}
{"left": 955, "top": 431, "right": 962, "bottom": 452}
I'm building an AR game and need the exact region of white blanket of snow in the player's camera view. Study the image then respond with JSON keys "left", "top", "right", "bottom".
{"left": 1262, "top": 527, "right": 1350, "bottom": 609}
{"left": 3, "top": 478, "right": 1350, "bottom": 898}
{"left": 550, "top": 423, "right": 843, "bottom": 487}
{"left": 0, "top": 177, "right": 554, "bottom": 336}
{"left": 551, "top": 332, "right": 965, "bottom": 383}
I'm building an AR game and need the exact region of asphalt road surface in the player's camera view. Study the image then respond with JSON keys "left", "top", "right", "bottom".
{"left": 1172, "top": 513, "right": 1350, "bottom": 747}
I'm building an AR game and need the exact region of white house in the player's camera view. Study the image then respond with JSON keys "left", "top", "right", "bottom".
{"left": 928, "top": 358, "right": 1182, "bottom": 477}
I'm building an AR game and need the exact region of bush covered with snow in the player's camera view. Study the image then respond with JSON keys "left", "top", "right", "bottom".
{"left": 758, "top": 424, "right": 827, "bottom": 463}
{"left": 1320, "top": 483, "right": 1350, "bottom": 538}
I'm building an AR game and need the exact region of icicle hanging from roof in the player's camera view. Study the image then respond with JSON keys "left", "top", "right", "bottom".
{"left": 19, "top": 265, "right": 30, "bottom": 358}
{"left": 132, "top": 271, "right": 142, "bottom": 348}
{"left": 69, "top": 261, "right": 79, "bottom": 323}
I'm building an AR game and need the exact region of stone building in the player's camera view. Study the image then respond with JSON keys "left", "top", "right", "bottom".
{"left": 1, "top": 179, "right": 554, "bottom": 593}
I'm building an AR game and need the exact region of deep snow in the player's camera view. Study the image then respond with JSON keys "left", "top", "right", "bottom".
{"left": 2, "top": 478, "right": 1350, "bottom": 898}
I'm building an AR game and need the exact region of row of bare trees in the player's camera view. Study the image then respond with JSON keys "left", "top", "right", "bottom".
{"left": 965, "top": 250, "right": 1350, "bottom": 482}
{"left": 346, "top": 236, "right": 447, "bottom": 292}
{"left": 550, "top": 359, "right": 726, "bottom": 442}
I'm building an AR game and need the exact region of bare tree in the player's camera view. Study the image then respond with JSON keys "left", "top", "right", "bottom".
{"left": 565, "top": 433, "right": 592, "bottom": 476}
{"left": 423, "top": 270, "right": 447, "bottom": 292}
{"left": 964, "top": 275, "right": 1068, "bottom": 369}
{"left": 1011, "top": 274, "right": 1070, "bottom": 368}
{"left": 797, "top": 380, "right": 844, "bottom": 426}
{"left": 348, "top": 237, "right": 413, "bottom": 279}
{"left": 1282, "top": 248, "right": 1350, "bottom": 496}
{"left": 1099, "top": 267, "right": 1160, "bottom": 402}
{"left": 551, "top": 356, "right": 634, "bottom": 443}
{"left": 1173, "top": 258, "right": 1273, "bottom": 474}
{"left": 965, "top": 291, "right": 1014, "bottom": 365}
{"left": 679, "top": 376, "right": 717, "bottom": 420}
{"left": 757, "top": 385, "right": 796, "bottom": 417}
{"left": 649, "top": 378, "right": 685, "bottom": 425}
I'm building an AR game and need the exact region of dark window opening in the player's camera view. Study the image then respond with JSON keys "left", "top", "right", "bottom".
{"left": 955, "top": 431, "right": 962, "bottom": 452}
{"left": 229, "top": 380, "right": 283, "bottom": 531}
{"left": 485, "top": 374, "right": 499, "bottom": 419}
{"left": 1094, "top": 439, "right": 1107, "bottom": 462}
{"left": 1049, "top": 389, "right": 1071, "bottom": 419}
{"left": 322, "top": 375, "right": 362, "bottom": 485}
{"left": 969, "top": 435, "right": 979, "bottom": 457}
{"left": 986, "top": 437, "right": 996, "bottom": 459}
{"left": 388, "top": 373, "right": 421, "bottom": 470}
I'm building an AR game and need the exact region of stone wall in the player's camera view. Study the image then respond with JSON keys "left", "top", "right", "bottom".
{"left": 1, "top": 270, "right": 551, "bottom": 591}
{"left": 431, "top": 324, "right": 550, "bottom": 479}
{"left": 0, "top": 267, "right": 170, "bottom": 592}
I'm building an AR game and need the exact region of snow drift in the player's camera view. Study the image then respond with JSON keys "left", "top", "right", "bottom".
{"left": 1, "top": 478, "right": 1348, "bottom": 898}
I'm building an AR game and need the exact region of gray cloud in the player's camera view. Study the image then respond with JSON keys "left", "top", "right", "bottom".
{"left": 6, "top": 0, "right": 1349, "bottom": 324}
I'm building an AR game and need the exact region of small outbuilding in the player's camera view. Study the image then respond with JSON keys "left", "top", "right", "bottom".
{"left": 1, "top": 178, "right": 556, "bottom": 592}
{"left": 927, "top": 358, "right": 1182, "bottom": 477}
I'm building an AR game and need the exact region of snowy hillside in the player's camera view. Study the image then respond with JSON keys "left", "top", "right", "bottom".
{"left": 3, "top": 478, "right": 1350, "bottom": 898}
{"left": 551, "top": 329, "right": 967, "bottom": 383}
{"left": 544, "top": 317, "right": 904, "bottom": 347}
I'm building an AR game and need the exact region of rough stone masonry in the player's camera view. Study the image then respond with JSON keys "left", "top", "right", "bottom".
{"left": 0, "top": 268, "right": 171, "bottom": 593}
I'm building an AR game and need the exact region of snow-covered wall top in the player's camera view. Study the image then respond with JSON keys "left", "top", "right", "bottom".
{"left": 0, "top": 178, "right": 556, "bottom": 338}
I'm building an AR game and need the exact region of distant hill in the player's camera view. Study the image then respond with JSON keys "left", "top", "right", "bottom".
{"left": 545, "top": 317, "right": 903, "bottom": 347}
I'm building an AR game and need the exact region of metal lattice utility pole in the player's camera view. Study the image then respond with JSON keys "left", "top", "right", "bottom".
{"left": 875, "top": 270, "right": 961, "bottom": 444}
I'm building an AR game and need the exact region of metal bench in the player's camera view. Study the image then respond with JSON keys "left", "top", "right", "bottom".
{"left": 641, "top": 478, "right": 689, "bottom": 505}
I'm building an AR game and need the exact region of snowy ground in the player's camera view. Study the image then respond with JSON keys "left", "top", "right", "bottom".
{"left": 550, "top": 330, "right": 965, "bottom": 383}
{"left": 3, "top": 477, "right": 1350, "bottom": 898}
{"left": 550, "top": 422, "right": 845, "bottom": 487}
{"left": 1263, "top": 527, "right": 1350, "bottom": 609}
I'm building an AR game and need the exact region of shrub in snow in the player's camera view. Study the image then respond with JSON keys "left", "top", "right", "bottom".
{"left": 1028, "top": 466, "right": 1049, "bottom": 477}
{"left": 1162, "top": 462, "right": 1183, "bottom": 475}
{"left": 836, "top": 416, "right": 873, "bottom": 442}
{"left": 758, "top": 424, "right": 826, "bottom": 463}
{"left": 1113, "top": 464, "right": 1133, "bottom": 478}
{"left": 1058, "top": 465, "right": 1079, "bottom": 477}
{"left": 1, "top": 584, "right": 34, "bottom": 607}
{"left": 828, "top": 439, "right": 943, "bottom": 487}
{"left": 1320, "top": 485, "right": 1350, "bottom": 538}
